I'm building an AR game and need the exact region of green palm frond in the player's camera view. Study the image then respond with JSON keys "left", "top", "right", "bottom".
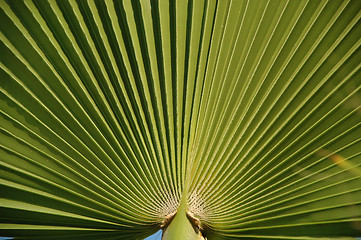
{"left": 1, "top": 0, "right": 361, "bottom": 239}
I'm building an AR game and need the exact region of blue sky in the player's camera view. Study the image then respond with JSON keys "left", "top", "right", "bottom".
{"left": 144, "top": 230, "right": 162, "bottom": 240}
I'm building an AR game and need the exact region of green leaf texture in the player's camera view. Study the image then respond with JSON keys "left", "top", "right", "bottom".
{"left": 1, "top": 0, "right": 361, "bottom": 239}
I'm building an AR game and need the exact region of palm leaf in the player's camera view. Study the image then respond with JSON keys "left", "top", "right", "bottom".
{"left": 1, "top": 0, "right": 361, "bottom": 239}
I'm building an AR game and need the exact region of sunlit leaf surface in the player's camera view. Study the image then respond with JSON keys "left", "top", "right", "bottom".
{"left": 1, "top": 0, "right": 361, "bottom": 239}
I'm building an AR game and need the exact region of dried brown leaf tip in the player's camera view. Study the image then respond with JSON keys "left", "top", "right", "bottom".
{"left": 318, "top": 149, "right": 361, "bottom": 176}
{"left": 160, "top": 210, "right": 177, "bottom": 228}
{"left": 187, "top": 211, "right": 207, "bottom": 239}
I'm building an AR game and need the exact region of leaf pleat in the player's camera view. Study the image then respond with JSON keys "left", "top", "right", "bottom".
{"left": 1, "top": 0, "right": 360, "bottom": 239}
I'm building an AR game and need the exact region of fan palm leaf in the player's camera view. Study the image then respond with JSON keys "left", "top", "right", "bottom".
{"left": 0, "top": 0, "right": 361, "bottom": 239}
